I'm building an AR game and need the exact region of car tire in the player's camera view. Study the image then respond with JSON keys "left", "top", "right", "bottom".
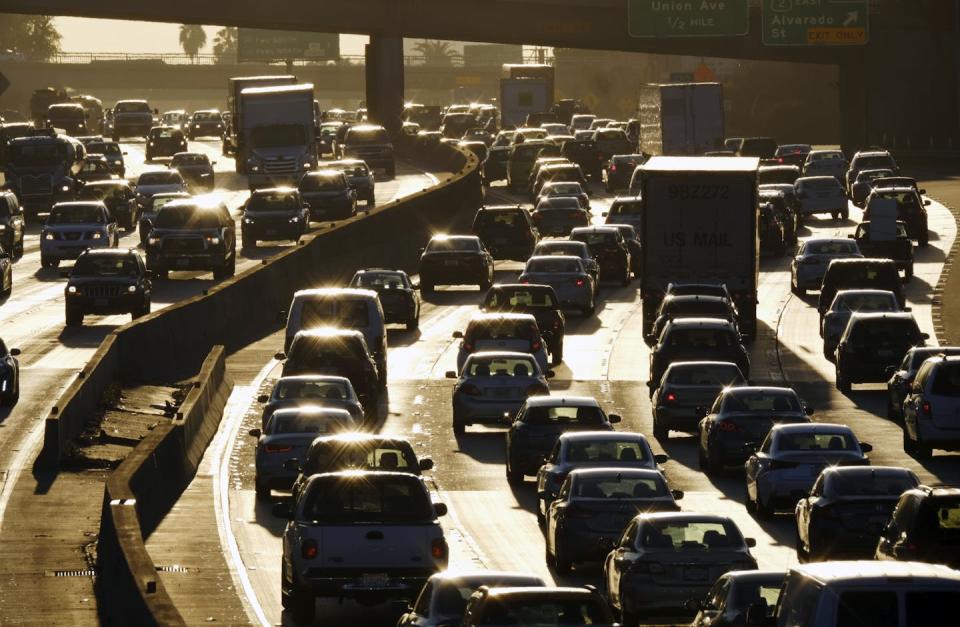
{"left": 536, "top": 500, "right": 546, "bottom": 529}
{"left": 406, "top": 316, "right": 419, "bottom": 332}
{"left": 40, "top": 255, "right": 58, "bottom": 269}
{"left": 831, "top": 211, "right": 839, "bottom": 220}
{"left": 421, "top": 282, "right": 434, "bottom": 294}
{"left": 132, "top": 300, "right": 151, "bottom": 320}
{"left": 915, "top": 436, "right": 932, "bottom": 460}
{"left": 551, "top": 341, "right": 564, "bottom": 366}
{"left": 65, "top": 307, "right": 83, "bottom": 327}
{"left": 620, "top": 606, "right": 640, "bottom": 627}
{"left": 841, "top": 207, "right": 850, "bottom": 220}
{"left": 795, "top": 528, "right": 809, "bottom": 563}
{"left": 705, "top": 450, "right": 722, "bottom": 476}
{"left": 254, "top": 480, "right": 271, "bottom": 501}
{"left": 506, "top": 456, "right": 524, "bottom": 485}
{"left": 791, "top": 281, "right": 806, "bottom": 297}
{"left": 744, "top": 486, "right": 757, "bottom": 515}
{"left": 553, "top": 541, "right": 572, "bottom": 575}
{"left": 755, "top": 494, "right": 774, "bottom": 520}
{"left": 698, "top": 447, "right": 708, "bottom": 470}
{"left": 453, "top": 421, "right": 465, "bottom": 437}
{"left": 289, "top": 589, "right": 315, "bottom": 625}
{"left": 905, "top": 265, "right": 914, "bottom": 281}
{"left": 835, "top": 366, "right": 851, "bottom": 393}
{"left": 653, "top": 417, "right": 668, "bottom": 440}
{"left": 241, "top": 235, "right": 255, "bottom": 251}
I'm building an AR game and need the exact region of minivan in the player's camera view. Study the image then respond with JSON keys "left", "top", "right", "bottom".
{"left": 818, "top": 258, "right": 905, "bottom": 319}
{"left": 283, "top": 287, "right": 387, "bottom": 382}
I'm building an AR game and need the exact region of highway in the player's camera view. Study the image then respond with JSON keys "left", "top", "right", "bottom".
{"left": 167, "top": 172, "right": 960, "bottom": 626}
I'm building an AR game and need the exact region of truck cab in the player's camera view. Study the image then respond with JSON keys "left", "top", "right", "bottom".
{"left": 339, "top": 124, "right": 395, "bottom": 178}
{"left": 3, "top": 129, "right": 85, "bottom": 221}
{"left": 240, "top": 84, "right": 317, "bottom": 189}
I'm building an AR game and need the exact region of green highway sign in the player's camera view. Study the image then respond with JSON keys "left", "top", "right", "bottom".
{"left": 762, "top": 0, "right": 869, "bottom": 46}
{"left": 628, "top": 0, "right": 749, "bottom": 38}
{"left": 238, "top": 29, "right": 340, "bottom": 62}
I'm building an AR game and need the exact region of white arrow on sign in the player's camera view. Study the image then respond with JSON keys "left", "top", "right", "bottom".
{"left": 843, "top": 11, "right": 858, "bottom": 27}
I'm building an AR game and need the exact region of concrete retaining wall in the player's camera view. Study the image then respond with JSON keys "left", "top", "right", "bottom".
{"left": 96, "top": 346, "right": 231, "bottom": 627}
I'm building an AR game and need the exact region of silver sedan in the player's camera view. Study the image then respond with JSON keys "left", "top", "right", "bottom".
{"left": 519, "top": 255, "right": 596, "bottom": 316}
{"left": 790, "top": 237, "right": 862, "bottom": 295}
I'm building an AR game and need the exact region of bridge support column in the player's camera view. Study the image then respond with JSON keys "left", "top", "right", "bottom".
{"left": 365, "top": 35, "right": 405, "bottom": 136}
{"left": 838, "top": 51, "right": 867, "bottom": 155}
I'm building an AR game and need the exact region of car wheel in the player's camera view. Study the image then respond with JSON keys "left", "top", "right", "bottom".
{"left": 553, "top": 540, "right": 572, "bottom": 575}
{"left": 406, "top": 316, "right": 419, "bottom": 332}
{"left": 905, "top": 265, "right": 914, "bottom": 281}
{"left": 536, "top": 500, "right": 546, "bottom": 529}
{"left": 705, "top": 450, "right": 722, "bottom": 476}
{"left": 453, "top": 421, "right": 465, "bottom": 437}
{"left": 791, "top": 281, "right": 806, "bottom": 297}
{"left": 421, "top": 282, "right": 434, "bottom": 294}
{"left": 653, "top": 417, "right": 668, "bottom": 440}
{"left": 132, "top": 300, "right": 151, "bottom": 320}
{"left": 698, "top": 447, "right": 707, "bottom": 470}
{"left": 551, "top": 341, "right": 564, "bottom": 365}
{"left": 835, "top": 366, "right": 851, "bottom": 393}
{"left": 755, "top": 494, "right": 774, "bottom": 520}
{"left": 620, "top": 606, "right": 640, "bottom": 627}
{"left": 903, "top": 429, "right": 918, "bottom": 456}
{"left": 241, "top": 235, "right": 255, "bottom": 251}
{"left": 831, "top": 211, "right": 839, "bottom": 220}
{"left": 919, "top": 232, "right": 929, "bottom": 247}
{"left": 915, "top": 436, "right": 933, "bottom": 460}
{"left": 40, "top": 255, "right": 58, "bottom": 269}
{"left": 65, "top": 307, "right": 83, "bottom": 327}
{"left": 254, "top": 481, "right": 271, "bottom": 501}
{"left": 795, "top": 528, "right": 809, "bottom": 563}
{"left": 744, "top": 485, "right": 757, "bottom": 515}
{"left": 841, "top": 207, "right": 850, "bottom": 220}
{"left": 289, "top": 589, "right": 315, "bottom": 625}
{"left": 506, "top": 456, "right": 524, "bottom": 485}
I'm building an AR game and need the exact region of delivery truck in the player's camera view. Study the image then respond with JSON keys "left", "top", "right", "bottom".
{"left": 499, "top": 64, "right": 554, "bottom": 129}
{"left": 639, "top": 156, "right": 759, "bottom": 338}
{"left": 223, "top": 75, "right": 297, "bottom": 171}
{"left": 239, "top": 84, "right": 317, "bottom": 189}
{"left": 637, "top": 83, "right": 725, "bottom": 156}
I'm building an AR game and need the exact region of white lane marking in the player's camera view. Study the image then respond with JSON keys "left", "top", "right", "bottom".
{"left": 212, "top": 359, "right": 276, "bottom": 627}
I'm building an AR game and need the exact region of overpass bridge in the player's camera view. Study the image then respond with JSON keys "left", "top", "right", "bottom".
{"left": 4, "top": 1, "right": 958, "bottom": 153}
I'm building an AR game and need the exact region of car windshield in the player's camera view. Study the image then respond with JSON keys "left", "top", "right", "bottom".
{"left": 668, "top": 365, "right": 744, "bottom": 386}
{"left": 149, "top": 196, "right": 186, "bottom": 213}
{"left": 301, "top": 299, "right": 370, "bottom": 328}
{"left": 151, "top": 129, "right": 178, "bottom": 139}
{"left": 723, "top": 391, "right": 800, "bottom": 412}
{"left": 352, "top": 272, "right": 406, "bottom": 289}
{"left": 641, "top": 519, "right": 742, "bottom": 550}
{"left": 857, "top": 155, "right": 895, "bottom": 169}
{"left": 72, "top": 255, "right": 138, "bottom": 276}
{"left": 466, "top": 356, "right": 537, "bottom": 377}
{"left": 485, "top": 288, "right": 558, "bottom": 310}
{"left": 248, "top": 192, "right": 298, "bottom": 212}
{"left": 513, "top": 145, "right": 545, "bottom": 160}
{"left": 849, "top": 320, "right": 920, "bottom": 343}
{"left": 663, "top": 300, "right": 728, "bottom": 316}
{"left": 828, "top": 470, "right": 917, "bottom": 497}
{"left": 931, "top": 364, "right": 960, "bottom": 397}
{"left": 328, "top": 162, "right": 369, "bottom": 177}
{"left": 114, "top": 102, "right": 150, "bottom": 113}
{"left": 48, "top": 205, "right": 103, "bottom": 224}
{"left": 300, "top": 174, "right": 344, "bottom": 192}
{"left": 574, "top": 232, "right": 618, "bottom": 247}
{"left": 777, "top": 431, "right": 856, "bottom": 452}
{"left": 922, "top": 498, "right": 960, "bottom": 537}
{"left": 306, "top": 442, "right": 416, "bottom": 474}
{"left": 565, "top": 439, "right": 650, "bottom": 464}
{"left": 526, "top": 258, "right": 582, "bottom": 273}
{"left": 193, "top": 112, "right": 220, "bottom": 121}
{"left": 273, "top": 379, "right": 351, "bottom": 401}
{"left": 251, "top": 124, "right": 306, "bottom": 148}
{"left": 523, "top": 404, "right": 605, "bottom": 425}
{"left": 138, "top": 172, "right": 182, "bottom": 186}
{"left": 665, "top": 328, "right": 735, "bottom": 349}
{"left": 8, "top": 142, "right": 67, "bottom": 166}
{"left": 834, "top": 293, "right": 896, "bottom": 312}
{"left": 804, "top": 241, "right": 859, "bottom": 255}
{"left": 478, "top": 211, "right": 523, "bottom": 227}
{"left": 154, "top": 206, "right": 221, "bottom": 229}
{"left": 573, "top": 475, "right": 666, "bottom": 499}
{"left": 346, "top": 128, "right": 389, "bottom": 144}
{"left": 171, "top": 154, "right": 208, "bottom": 166}
{"left": 267, "top": 412, "right": 350, "bottom": 435}
{"left": 301, "top": 475, "right": 432, "bottom": 523}
{"left": 87, "top": 142, "right": 122, "bottom": 156}
{"left": 426, "top": 238, "right": 479, "bottom": 252}
{"left": 481, "top": 599, "right": 608, "bottom": 625}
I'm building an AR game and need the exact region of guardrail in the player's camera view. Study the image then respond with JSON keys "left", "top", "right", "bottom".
{"left": 42, "top": 51, "right": 555, "bottom": 67}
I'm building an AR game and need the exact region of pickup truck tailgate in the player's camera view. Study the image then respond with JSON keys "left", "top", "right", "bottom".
{"left": 318, "top": 524, "right": 438, "bottom": 570}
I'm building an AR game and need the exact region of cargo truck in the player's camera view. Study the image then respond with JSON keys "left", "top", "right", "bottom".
{"left": 639, "top": 156, "right": 759, "bottom": 338}
{"left": 3, "top": 129, "right": 85, "bottom": 221}
{"left": 637, "top": 83, "right": 725, "bottom": 156}
{"left": 223, "top": 75, "right": 297, "bottom": 171}
{"left": 240, "top": 84, "right": 318, "bottom": 190}
{"left": 499, "top": 64, "right": 555, "bottom": 130}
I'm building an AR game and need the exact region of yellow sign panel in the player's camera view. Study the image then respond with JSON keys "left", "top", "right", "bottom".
{"left": 456, "top": 75, "right": 484, "bottom": 87}
{"left": 806, "top": 27, "right": 867, "bottom": 45}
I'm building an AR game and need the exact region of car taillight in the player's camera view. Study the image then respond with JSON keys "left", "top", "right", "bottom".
{"left": 531, "top": 339, "right": 542, "bottom": 352}
{"left": 430, "top": 537, "right": 448, "bottom": 560}
{"left": 716, "top": 421, "right": 741, "bottom": 433}
{"left": 574, "top": 278, "right": 585, "bottom": 286}
{"left": 778, "top": 157, "right": 784, "bottom": 163}
{"left": 610, "top": 164, "right": 617, "bottom": 172}
{"left": 526, "top": 384, "right": 549, "bottom": 396}
{"left": 463, "top": 341, "right": 474, "bottom": 351}
{"left": 665, "top": 392, "right": 678, "bottom": 403}
{"left": 301, "top": 539, "right": 318, "bottom": 560}
{"left": 459, "top": 383, "right": 482, "bottom": 396}
{"left": 265, "top": 443, "right": 293, "bottom": 453}
{"left": 520, "top": 278, "right": 530, "bottom": 284}
{"left": 922, "top": 400, "right": 932, "bottom": 417}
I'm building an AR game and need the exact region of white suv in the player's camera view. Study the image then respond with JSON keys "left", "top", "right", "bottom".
{"left": 902, "top": 355, "right": 960, "bottom": 459}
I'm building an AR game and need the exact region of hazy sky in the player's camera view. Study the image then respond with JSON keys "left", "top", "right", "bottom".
{"left": 54, "top": 17, "right": 369, "bottom": 56}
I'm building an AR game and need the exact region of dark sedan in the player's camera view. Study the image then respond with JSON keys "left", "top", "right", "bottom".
{"left": 481, "top": 283, "right": 565, "bottom": 364}
{"left": 349, "top": 268, "right": 421, "bottom": 330}
{"left": 145, "top": 126, "right": 187, "bottom": 161}
{"left": 298, "top": 169, "right": 356, "bottom": 220}
{"left": 241, "top": 188, "right": 309, "bottom": 249}
{"left": 651, "top": 361, "right": 746, "bottom": 439}
{"left": 417, "top": 235, "right": 494, "bottom": 292}
{"left": 170, "top": 152, "right": 215, "bottom": 191}
{"left": 569, "top": 226, "right": 631, "bottom": 286}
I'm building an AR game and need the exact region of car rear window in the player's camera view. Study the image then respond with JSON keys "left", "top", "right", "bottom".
{"left": 833, "top": 264, "right": 897, "bottom": 284}
{"left": 305, "top": 443, "right": 416, "bottom": 475}
{"left": 301, "top": 475, "right": 432, "bottom": 523}
{"left": 478, "top": 211, "right": 522, "bottom": 227}
{"left": 834, "top": 293, "right": 896, "bottom": 312}
{"left": 300, "top": 173, "right": 345, "bottom": 192}
{"left": 668, "top": 365, "right": 744, "bottom": 386}
{"left": 485, "top": 288, "right": 557, "bottom": 309}
{"left": 267, "top": 412, "right": 351, "bottom": 435}
{"left": 723, "top": 391, "right": 800, "bottom": 412}
{"left": 777, "top": 431, "right": 856, "bottom": 451}
{"left": 931, "top": 364, "right": 960, "bottom": 397}
{"left": 906, "top": 591, "right": 955, "bottom": 627}
{"left": 572, "top": 232, "right": 618, "bottom": 247}
{"left": 525, "top": 258, "right": 582, "bottom": 273}
{"left": 665, "top": 328, "right": 736, "bottom": 349}
{"left": 352, "top": 272, "right": 406, "bottom": 289}
{"left": 469, "top": 319, "right": 536, "bottom": 342}
{"left": 857, "top": 155, "right": 896, "bottom": 170}
{"left": 544, "top": 183, "right": 582, "bottom": 195}
{"left": 799, "top": 177, "right": 842, "bottom": 191}
{"left": 466, "top": 356, "right": 537, "bottom": 377}
{"left": 172, "top": 154, "right": 208, "bottom": 166}
{"left": 611, "top": 201, "right": 642, "bottom": 214}
{"left": 301, "top": 298, "right": 370, "bottom": 328}
{"left": 565, "top": 439, "right": 649, "bottom": 464}
{"left": 573, "top": 475, "right": 666, "bottom": 499}
{"left": 138, "top": 172, "right": 183, "bottom": 186}
{"left": 663, "top": 300, "right": 728, "bottom": 316}
{"left": 273, "top": 379, "right": 350, "bottom": 401}
{"left": 805, "top": 241, "right": 858, "bottom": 255}
{"left": 48, "top": 204, "right": 104, "bottom": 224}
{"left": 837, "top": 591, "right": 897, "bottom": 627}
{"left": 849, "top": 320, "right": 920, "bottom": 343}
{"left": 827, "top": 471, "right": 918, "bottom": 498}
{"left": 642, "top": 519, "right": 742, "bottom": 550}
{"left": 523, "top": 405, "right": 605, "bottom": 425}
{"left": 482, "top": 599, "right": 608, "bottom": 625}
{"left": 426, "top": 238, "right": 479, "bottom": 252}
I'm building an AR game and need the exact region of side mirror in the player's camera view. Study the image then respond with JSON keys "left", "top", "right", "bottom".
{"left": 903, "top": 306, "right": 912, "bottom": 312}
{"left": 153, "top": 108, "right": 159, "bottom": 115}
{"left": 390, "top": 600, "right": 412, "bottom": 615}
{"left": 921, "top": 332, "right": 930, "bottom": 340}
{"left": 501, "top": 412, "right": 513, "bottom": 424}
{"left": 860, "top": 442, "right": 873, "bottom": 453}
{"left": 654, "top": 454, "right": 669, "bottom": 465}
{"left": 419, "top": 458, "right": 434, "bottom": 471}
{"left": 885, "top": 365, "right": 897, "bottom": 377}
{"left": 924, "top": 199, "right": 931, "bottom": 206}
{"left": 452, "top": 331, "right": 464, "bottom": 339}
{"left": 433, "top": 502, "right": 448, "bottom": 517}
{"left": 272, "top": 502, "right": 293, "bottom": 519}
{"left": 122, "top": 151, "right": 128, "bottom": 155}
{"left": 283, "top": 459, "right": 300, "bottom": 472}
{"left": 601, "top": 211, "right": 608, "bottom": 217}
{"left": 248, "top": 428, "right": 261, "bottom": 437}
{"left": 672, "top": 489, "right": 685, "bottom": 501}
{"left": 445, "top": 370, "right": 457, "bottom": 379}
{"left": 644, "top": 334, "right": 656, "bottom": 346}
{"left": 274, "top": 352, "right": 286, "bottom": 361}
{"left": 545, "top": 370, "right": 556, "bottom": 379}
{"left": 919, "top": 188, "right": 927, "bottom": 195}
{"left": 9, "top": 348, "right": 20, "bottom": 357}
{"left": 608, "top": 413, "right": 622, "bottom": 424}
{"left": 277, "top": 309, "right": 288, "bottom": 324}
{"left": 745, "top": 537, "right": 757, "bottom": 548}
{"left": 257, "top": 394, "right": 269, "bottom": 404}
{"left": 211, "top": 161, "right": 217, "bottom": 166}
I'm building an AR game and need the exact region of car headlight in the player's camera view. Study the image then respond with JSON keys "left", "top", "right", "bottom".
{"left": 250, "top": 165, "right": 260, "bottom": 172}
{"left": 206, "top": 236, "right": 221, "bottom": 245}
{"left": 0, "top": 225, "right": 6, "bottom": 231}
{"left": 67, "top": 285, "right": 77, "bottom": 294}
{"left": 289, "top": 216, "right": 300, "bottom": 223}
{"left": 127, "top": 285, "right": 137, "bottom": 293}
{"left": 93, "top": 231, "right": 104, "bottom": 240}
{"left": 113, "top": 160, "right": 122, "bottom": 165}
{"left": 242, "top": 217, "right": 254, "bottom": 224}
{"left": 148, "top": 236, "right": 161, "bottom": 246}
{"left": 44, "top": 232, "right": 54, "bottom": 240}
{"left": 194, "top": 124, "right": 201, "bottom": 128}
{"left": 60, "top": 184, "right": 71, "bottom": 193}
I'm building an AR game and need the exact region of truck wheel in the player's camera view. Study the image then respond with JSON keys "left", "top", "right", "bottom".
{"left": 551, "top": 341, "right": 564, "bottom": 365}
{"left": 65, "top": 307, "right": 83, "bottom": 327}
{"left": 40, "top": 255, "right": 58, "bottom": 269}
{"left": 289, "top": 589, "right": 315, "bottom": 624}
{"left": 506, "top": 456, "right": 524, "bottom": 485}
{"left": 386, "top": 164, "right": 396, "bottom": 178}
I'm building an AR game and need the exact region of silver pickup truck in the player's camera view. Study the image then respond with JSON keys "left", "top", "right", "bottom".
{"left": 276, "top": 470, "right": 448, "bottom": 624}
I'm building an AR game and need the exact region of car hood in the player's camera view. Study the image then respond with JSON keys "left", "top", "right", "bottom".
{"left": 44, "top": 223, "right": 105, "bottom": 232}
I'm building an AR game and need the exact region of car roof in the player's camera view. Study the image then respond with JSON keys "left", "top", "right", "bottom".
{"left": 292, "top": 328, "right": 365, "bottom": 341}
{"left": 636, "top": 512, "right": 733, "bottom": 523}
{"left": 270, "top": 406, "right": 353, "bottom": 419}
{"left": 665, "top": 360, "right": 739, "bottom": 370}
{"left": 479, "top": 587, "right": 597, "bottom": 599}
{"left": 834, "top": 289, "right": 897, "bottom": 298}
{"left": 771, "top": 422, "right": 852, "bottom": 435}
{"left": 430, "top": 570, "right": 545, "bottom": 585}
{"left": 559, "top": 431, "right": 646, "bottom": 443}
{"left": 570, "top": 225, "right": 619, "bottom": 234}
{"left": 724, "top": 386, "right": 797, "bottom": 395}
{"left": 310, "top": 433, "right": 410, "bottom": 447}
{"left": 80, "top": 248, "right": 139, "bottom": 258}
{"left": 276, "top": 374, "right": 352, "bottom": 385}
{"left": 847, "top": 312, "right": 917, "bottom": 323}
{"left": 758, "top": 165, "right": 799, "bottom": 172}
{"left": 663, "top": 294, "right": 728, "bottom": 305}
{"left": 854, "top": 150, "right": 893, "bottom": 158}
{"left": 803, "top": 237, "right": 856, "bottom": 245}
{"left": 490, "top": 282, "right": 556, "bottom": 291}
{"left": 429, "top": 234, "right": 480, "bottom": 242}
{"left": 792, "top": 561, "right": 960, "bottom": 585}
{"left": 829, "top": 257, "right": 895, "bottom": 266}
{"left": 524, "top": 395, "right": 601, "bottom": 408}
{"left": 469, "top": 312, "right": 536, "bottom": 323}
{"left": 466, "top": 351, "right": 538, "bottom": 361}
{"left": 569, "top": 467, "right": 663, "bottom": 480}
{"left": 82, "top": 180, "right": 129, "bottom": 187}
{"left": 722, "top": 570, "right": 787, "bottom": 583}
{"left": 797, "top": 175, "right": 840, "bottom": 182}
{"left": 479, "top": 205, "right": 525, "bottom": 213}
{"left": 293, "top": 287, "right": 378, "bottom": 300}
{"left": 526, "top": 255, "right": 582, "bottom": 263}
{"left": 821, "top": 465, "right": 915, "bottom": 480}
{"left": 52, "top": 201, "right": 105, "bottom": 209}
{"left": 664, "top": 317, "right": 736, "bottom": 329}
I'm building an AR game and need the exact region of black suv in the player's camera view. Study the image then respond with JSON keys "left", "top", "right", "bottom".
{"left": 0, "top": 191, "right": 25, "bottom": 258}
{"left": 835, "top": 312, "right": 928, "bottom": 392}
{"left": 560, "top": 138, "right": 602, "bottom": 180}
{"left": 145, "top": 199, "right": 237, "bottom": 279}
{"left": 876, "top": 485, "right": 960, "bottom": 569}
{"left": 649, "top": 318, "right": 750, "bottom": 387}
{"left": 471, "top": 205, "right": 539, "bottom": 262}
{"left": 864, "top": 187, "right": 930, "bottom": 246}
{"left": 481, "top": 283, "right": 565, "bottom": 363}
{"left": 77, "top": 180, "right": 139, "bottom": 230}
{"left": 170, "top": 152, "right": 215, "bottom": 191}
{"left": 418, "top": 235, "right": 494, "bottom": 292}
{"left": 64, "top": 248, "right": 151, "bottom": 326}
{"left": 569, "top": 226, "right": 631, "bottom": 286}
{"left": 606, "top": 153, "right": 645, "bottom": 193}
{"left": 241, "top": 188, "right": 310, "bottom": 249}
{"left": 145, "top": 126, "right": 187, "bottom": 162}
{"left": 818, "top": 258, "right": 905, "bottom": 320}
{"left": 339, "top": 124, "right": 395, "bottom": 177}
{"left": 84, "top": 140, "right": 125, "bottom": 177}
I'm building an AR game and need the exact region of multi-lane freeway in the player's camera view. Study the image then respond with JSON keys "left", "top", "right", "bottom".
{"left": 133, "top": 168, "right": 960, "bottom": 626}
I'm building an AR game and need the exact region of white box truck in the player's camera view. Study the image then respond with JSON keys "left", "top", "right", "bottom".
{"left": 240, "top": 84, "right": 318, "bottom": 189}
{"left": 638, "top": 156, "right": 760, "bottom": 337}
{"left": 500, "top": 78, "right": 552, "bottom": 130}
{"left": 638, "top": 83, "right": 725, "bottom": 156}
{"left": 224, "top": 75, "right": 297, "bottom": 171}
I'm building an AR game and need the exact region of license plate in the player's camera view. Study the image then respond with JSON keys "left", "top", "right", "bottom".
{"left": 685, "top": 567, "right": 708, "bottom": 581}
{"left": 176, "top": 258, "right": 189, "bottom": 267}
{"left": 95, "top": 298, "right": 109, "bottom": 307}
{"left": 361, "top": 573, "right": 388, "bottom": 587}
{"left": 443, "top": 259, "right": 458, "bottom": 266}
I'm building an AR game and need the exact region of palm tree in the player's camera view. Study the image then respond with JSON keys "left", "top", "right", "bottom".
{"left": 178, "top": 24, "right": 207, "bottom": 63}
{"left": 212, "top": 27, "right": 238, "bottom": 64}
{"left": 411, "top": 40, "right": 457, "bottom": 66}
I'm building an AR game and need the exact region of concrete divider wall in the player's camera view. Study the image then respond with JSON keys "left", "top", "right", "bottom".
{"left": 97, "top": 346, "right": 231, "bottom": 627}
{"left": 41, "top": 144, "right": 480, "bottom": 463}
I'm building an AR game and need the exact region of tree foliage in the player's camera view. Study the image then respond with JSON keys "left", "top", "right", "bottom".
{"left": 178, "top": 24, "right": 207, "bottom": 62}
{"left": 0, "top": 14, "right": 61, "bottom": 61}
{"left": 212, "top": 27, "right": 237, "bottom": 64}
{"left": 411, "top": 40, "right": 457, "bottom": 66}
